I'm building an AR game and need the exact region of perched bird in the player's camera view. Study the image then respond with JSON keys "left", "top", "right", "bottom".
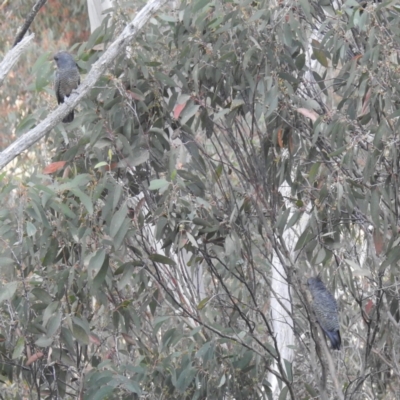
{"left": 54, "top": 51, "right": 80, "bottom": 123}
{"left": 307, "top": 276, "right": 341, "bottom": 350}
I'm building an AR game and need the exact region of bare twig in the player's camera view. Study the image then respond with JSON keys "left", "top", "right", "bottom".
{"left": 13, "top": 0, "right": 47, "bottom": 47}
{"left": 317, "top": 324, "right": 344, "bottom": 400}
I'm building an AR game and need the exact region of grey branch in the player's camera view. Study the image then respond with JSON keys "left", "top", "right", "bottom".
{"left": 13, "top": 0, "right": 47, "bottom": 47}
{"left": 0, "top": 34, "right": 34, "bottom": 87}
{"left": 0, "top": 0, "right": 168, "bottom": 171}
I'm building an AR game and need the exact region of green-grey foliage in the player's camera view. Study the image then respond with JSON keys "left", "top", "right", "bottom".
{"left": 1, "top": 0, "right": 400, "bottom": 399}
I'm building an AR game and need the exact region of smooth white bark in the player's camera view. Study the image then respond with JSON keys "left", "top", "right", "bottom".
{"left": 87, "top": 0, "right": 113, "bottom": 32}
{"left": 268, "top": 181, "right": 298, "bottom": 397}
{"left": 0, "top": 34, "right": 34, "bottom": 87}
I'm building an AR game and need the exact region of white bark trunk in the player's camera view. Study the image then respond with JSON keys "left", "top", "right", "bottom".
{"left": 268, "top": 180, "right": 307, "bottom": 397}
{"left": 87, "top": 0, "right": 113, "bottom": 32}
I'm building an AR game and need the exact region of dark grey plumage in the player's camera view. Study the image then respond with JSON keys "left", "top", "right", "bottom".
{"left": 308, "top": 276, "right": 341, "bottom": 350}
{"left": 54, "top": 51, "right": 80, "bottom": 123}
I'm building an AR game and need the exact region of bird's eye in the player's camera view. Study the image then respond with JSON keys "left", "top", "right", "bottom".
{"left": 54, "top": 56, "right": 58, "bottom": 61}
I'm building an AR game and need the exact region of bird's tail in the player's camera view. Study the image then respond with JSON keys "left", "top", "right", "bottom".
{"left": 63, "top": 110, "right": 74, "bottom": 123}
{"left": 323, "top": 328, "right": 341, "bottom": 350}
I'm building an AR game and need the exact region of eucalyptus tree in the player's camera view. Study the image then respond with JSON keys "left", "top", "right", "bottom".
{"left": 0, "top": 0, "right": 400, "bottom": 399}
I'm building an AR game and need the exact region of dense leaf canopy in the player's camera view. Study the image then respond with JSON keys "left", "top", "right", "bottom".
{"left": 1, "top": 0, "right": 400, "bottom": 398}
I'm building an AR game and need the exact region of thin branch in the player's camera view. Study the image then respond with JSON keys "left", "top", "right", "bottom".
{"left": 317, "top": 324, "right": 344, "bottom": 400}
{"left": 13, "top": 0, "right": 47, "bottom": 47}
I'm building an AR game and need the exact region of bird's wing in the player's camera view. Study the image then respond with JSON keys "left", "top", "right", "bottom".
{"left": 54, "top": 71, "right": 63, "bottom": 104}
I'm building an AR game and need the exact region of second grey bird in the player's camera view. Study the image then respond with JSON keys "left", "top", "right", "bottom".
{"left": 308, "top": 276, "right": 341, "bottom": 350}
{"left": 54, "top": 51, "right": 80, "bottom": 123}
